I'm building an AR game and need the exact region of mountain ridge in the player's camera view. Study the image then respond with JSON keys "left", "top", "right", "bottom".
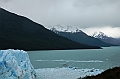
{"left": 47, "top": 25, "right": 116, "bottom": 47}
{"left": 46, "top": 25, "right": 82, "bottom": 33}
{"left": 92, "top": 31, "right": 120, "bottom": 45}
{"left": 0, "top": 8, "right": 100, "bottom": 50}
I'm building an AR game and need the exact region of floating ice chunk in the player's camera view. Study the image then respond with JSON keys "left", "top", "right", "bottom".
{"left": 35, "top": 67, "right": 104, "bottom": 79}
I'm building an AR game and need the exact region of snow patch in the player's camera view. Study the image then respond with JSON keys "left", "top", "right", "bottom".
{"left": 46, "top": 25, "right": 81, "bottom": 33}
{"left": 92, "top": 31, "right": 109, "bottom": 39}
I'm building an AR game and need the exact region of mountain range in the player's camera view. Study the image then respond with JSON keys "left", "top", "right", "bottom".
{"left": 92, "top": 31, "right": 120, "bottom": 45}
{"left": 0, "top": 8, "right": 100, "bottom": 50}
{"left": 47, "top": 25, "right": 117, "bottom": 47}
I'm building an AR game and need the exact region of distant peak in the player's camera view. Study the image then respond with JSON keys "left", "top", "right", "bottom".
{"left": 92, "top": 31, "right": 109, "bottom": 39}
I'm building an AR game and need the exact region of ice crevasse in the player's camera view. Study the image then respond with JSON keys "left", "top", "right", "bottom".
{"left": 0, "top": 49, "right": 36, "bottom": 79}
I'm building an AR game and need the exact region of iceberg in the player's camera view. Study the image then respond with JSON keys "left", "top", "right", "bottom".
{"left": 0, "top": 49, "right": 36, "bottom": 79}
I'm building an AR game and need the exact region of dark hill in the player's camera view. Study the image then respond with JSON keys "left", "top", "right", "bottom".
{"left": 79, "top": 67, "right": 120, "bottom": 79}
{"left": 53, "top": 31, "right": 114, "bottom": 47}
{"left": 0, "top": 8, "right": 100, "bottom": 51}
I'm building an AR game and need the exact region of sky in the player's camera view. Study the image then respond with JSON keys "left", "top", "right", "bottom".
{"left": 0, "top": 0, "right": 120, "bottom": 38}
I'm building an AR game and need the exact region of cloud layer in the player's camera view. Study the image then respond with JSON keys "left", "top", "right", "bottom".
{"left": 81, "top": 26, "right": 120, "bottom": 38}
{"left": 1, "top": 0, "right": 120, "bottom": 37}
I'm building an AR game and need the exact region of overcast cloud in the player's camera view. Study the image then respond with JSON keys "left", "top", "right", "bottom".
{"left": 1, "top": 0, "right": 120, "bottom": 37}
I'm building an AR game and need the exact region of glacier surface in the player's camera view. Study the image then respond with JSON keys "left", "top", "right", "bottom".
{"left": 0, "top": 49, "right": 36, "bottom": 79}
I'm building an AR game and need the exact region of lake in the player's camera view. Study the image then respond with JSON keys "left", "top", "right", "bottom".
{"left": 28, "top": 46, "right": 120, "bottom": 70}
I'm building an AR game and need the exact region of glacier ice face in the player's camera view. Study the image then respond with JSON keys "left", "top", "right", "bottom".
{"left": 0, "top": 49, "right": 36, "bottom": 79}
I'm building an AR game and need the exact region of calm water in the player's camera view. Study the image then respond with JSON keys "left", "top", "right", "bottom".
{"left": 28, "top": 46, "right": 120, "bottom": 70}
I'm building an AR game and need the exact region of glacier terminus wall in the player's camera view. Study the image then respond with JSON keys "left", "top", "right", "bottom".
{"left": 0, "top": 49, "right": 36, "bottom": 79}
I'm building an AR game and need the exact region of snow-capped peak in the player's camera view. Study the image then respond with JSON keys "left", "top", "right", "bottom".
{"left": 46, "top": 25, "right": 81, "bottom": 33}
{"left": 92, "top": 31, "right": 109, "bottom": 39}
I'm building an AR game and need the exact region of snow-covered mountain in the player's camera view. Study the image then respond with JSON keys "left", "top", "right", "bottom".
{"left": 92, "top": 31, "right": 120, "bottom": 45}
{"left": 46, "top": 25, "right": 115, "bottom": 47}
{"left": 92, "top": 31, "right": 109, "bottom": 39}
{"left": 46, "top": 25, "right": 81, "bottom": 33}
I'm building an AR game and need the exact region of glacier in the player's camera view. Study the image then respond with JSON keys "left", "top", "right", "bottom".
{"left": 0, "top": 49, "right": 104, "bottom": 79}
{"left": 0, "top": 49, "right": 36, "bottom": 79}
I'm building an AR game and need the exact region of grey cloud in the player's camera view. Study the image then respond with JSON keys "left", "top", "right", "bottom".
{"left": 73, "top": 0, "right": 119, "bottom": 7}
{"left": 1, "top": 0, "right": 120, "bottom": 28}
{"left": 0, "top": 0, "right": 11, "bottom": 6}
